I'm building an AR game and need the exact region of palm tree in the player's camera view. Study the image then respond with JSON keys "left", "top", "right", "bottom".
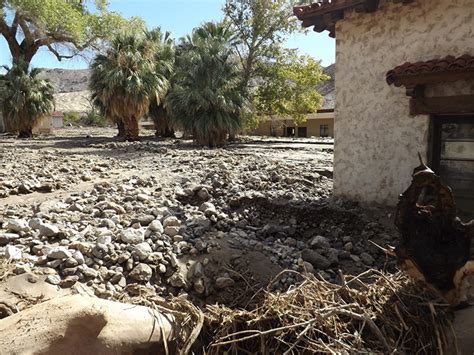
{"left": 89, "top": 33, "right": 167, "bottom": 140}
{"left": 146, "top": 28, "right": 175, "bottom": 138}
{"left": 0, "top": 61, "right": 54, "bottom": 138}
{"left": 166, "top": 22, "right": 249, "bottom": 147}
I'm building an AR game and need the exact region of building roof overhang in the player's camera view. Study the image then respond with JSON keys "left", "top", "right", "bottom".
{"left": 386, "top": 55, "right": 474, "bottom": 88}
{"left": 293, "top": 0, "right": 414, "bottom": 37}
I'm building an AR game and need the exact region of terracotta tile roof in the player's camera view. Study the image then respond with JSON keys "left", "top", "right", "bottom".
{"left": 293, "top": 0, "right": 414, "bottom": 37}
{"left": 386, "top": 55, "right": 474, "bottom": 86}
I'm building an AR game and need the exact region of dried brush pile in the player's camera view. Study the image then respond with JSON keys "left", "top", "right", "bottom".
{"left": 199, "top": 270, "right": 455, "bottom": 354}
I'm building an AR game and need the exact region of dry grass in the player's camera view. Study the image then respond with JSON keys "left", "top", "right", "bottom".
{"left": 199, "top": 270, "right": 455, "bottom": 354}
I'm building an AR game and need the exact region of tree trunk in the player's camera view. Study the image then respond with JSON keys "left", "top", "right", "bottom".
{"left": 116, "top": 120, "right": 125, "bottom": 137}
{"left": 18, "top": 128, "right": 32, "bottom": 138}
{"left": 395, "top": 159, "right": 474, "bottom": 306}
{"left": 123, "top": 116, "right": 140, "bottom": 141}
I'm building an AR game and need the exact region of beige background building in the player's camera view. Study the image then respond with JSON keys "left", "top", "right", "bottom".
{"left": 295, "top": 0, "right": 474, "bottom": 215}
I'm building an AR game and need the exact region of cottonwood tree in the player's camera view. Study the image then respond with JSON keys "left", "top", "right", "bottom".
{"left": 223, "top": 0, "right": 299, "bottom": 89}
{"left": 0, "top": 0, "right": 141, "bottom": 65}
{"left": 254, "top": 51, "right": 327, "bottom": 135}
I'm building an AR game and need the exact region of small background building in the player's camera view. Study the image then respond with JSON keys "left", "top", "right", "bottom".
{"left": 251, "top": 64, "right": 335, "bottom": 138}
{"left": 251, "top": 108, "right": 334, "bottom": 138}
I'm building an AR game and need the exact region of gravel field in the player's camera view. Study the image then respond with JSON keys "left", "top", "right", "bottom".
{"left": 0, "top": 127, "right": 397, "bottom": 307}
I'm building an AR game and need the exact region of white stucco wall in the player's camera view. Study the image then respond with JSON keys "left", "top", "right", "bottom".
{"left": 334, "top": 0, "right": 474, "bottom": 205}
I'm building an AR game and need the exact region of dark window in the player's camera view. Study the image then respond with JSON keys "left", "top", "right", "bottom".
{"left": 298, "top": 127, "right": 307, "bottom": 137}
{"left": 432, "top": 115, "right": 474, "bottom": 219}
{"left": 286, "top": 127, "right": 295, "bottom": 137}
{"left": 320, "top": 124, "right": 329, "bottom": 137}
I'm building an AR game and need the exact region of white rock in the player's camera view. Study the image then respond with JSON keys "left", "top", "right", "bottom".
{"left": 132, "top": 242, "right": 152, "bottom": 261}
{"left": 6, "top": 219, "right": 28, "bottom": 233}
{"left": 72, "top": 250, "right": 85, "bottom": 265}
{"left": 0, "top": 233, "right": 20, "bottom": 245}
{"left": 120, "top": 228, "right": 145, "bottom": 244}
{"left": 5, "top": 245, "right": 22, "bottom": 260}
{"left": 46, "top": 274, "right": 61, "bottom": 285}
{"left": 28, "top": 218, "right": 43, "bottom": 230}
{"left": 148, "top": 220, "right": 164, "bottom": 234}
{"left": 97, "top": 234, "right": 113, "bottom": 245}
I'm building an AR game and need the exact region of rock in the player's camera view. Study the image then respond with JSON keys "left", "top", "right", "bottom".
{"left": 157, "top": 264, "right": 167, "bottom": 274}
{"left": 0, "top": 233, "right": 20, "bottom": 245}
{"left": 148, "top": 220, "right": 164, "bottom": 234}
{"left": 197, "top": 188, "right": 210, "bottom": 200}
{"left": 38, "top": 223, "right": 59, "bottom": 237}
{"left": 344, "top": 242, "right": 354, "bottom": 252}
{"left": 301, "top": 249, "right": 331, "bottom": 270}
{"left": 28, "top": 218, "right": 43, "bottom": 230}
{"left": 302, "top": 261, "right": 315, "bottom": 273}
{"left": 47, "top": 247, "right": 72, "bottom": 260}
{"left": 164, "top": 226, "right": 180, "bottom": 237}
{"left": 132, "top": 242, "right": 152, "bottom": 261}
{"left": 72, "top": 250, "right": 85, "bottom": 265}
{"left": 163, "top": 216, "right": 181, "bottom": 228}
{"left": 46, "top": 274, "right": 61, "bottom": 285}
{"left": 327, "top": 248, "right": 339, "bottom": 265}
{"left": 169, "top": 273, "right": 186, "bottom": 288}
{"left": 137, "top": 193, "right": 150, "bottom": 202}
{"left": 129, "top": 263, "right": 153, "bottom": 282}
{"left": 215, "top": 277, "right": 235, "bottom": 289}
{"left": 97, "top": 234, "right": 112, "bottom": 245}
{"left": 5, "top": 245, "right": 22, "bottom": 260}
{"left": 309, "top": 235, "right": 331, "bottom": 249}
{"left": 194, "top": 278, "right": 205, "bottom": 294}
{"left": 92, "top": 244, "right": 108, "bottom": 259}
{"left": 60, "top": 276, "right": 79, "bottom": 288}
{"left": 360, "top": 252, "right": 375, "bottom": 266}
{"left": 120, "top": 228, "right": 145, "bottom": 244}
{"left": 6, "top": 219, "right": 28, "bottom": 233}
{"left": 138, "top": 215, "right": 154, "bottom": 226}
{"left": 199, "top": 202, "right": 217, "bottom": 217}
{"left": 173, "top": 235, "right": 184, "bottom": 242}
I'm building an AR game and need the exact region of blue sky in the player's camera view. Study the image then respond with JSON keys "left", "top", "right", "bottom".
{"left": 0, "top": 0, "right": 335, "bottom": 70}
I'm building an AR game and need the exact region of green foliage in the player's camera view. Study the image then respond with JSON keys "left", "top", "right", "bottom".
{"left": 0, "top": 61, "right": 54, "bottom": 137}
{"left": 0, "top": 0, "right": 144, "bottom": 64}
{"left": 223, "top": 0, "right": 300, "bottom": 86}
{"left": 254, "top": 51, "right": 328, "bottom": 124}
{"left": 89, "top": 33, "right": 168, "bottom": 139}
{"left": 63, "top": 111, "right": 81, "bottom": 124}
{"left": 81, "top": 110, "right": 108, "bottom": 127}
{"left": 166, "top": 22, "right": 250, "bottom": 147}
{"left": 146, "top": 27, "right": 176, "bottom": 137}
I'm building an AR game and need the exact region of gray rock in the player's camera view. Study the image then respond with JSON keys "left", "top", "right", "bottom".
{"left": 137, "top": 193, "right": 150, "bottom": 202}
{"left": 28, "top": 218, "right": 43, "bottom": 230}
{"left": 38, "top": 223, "right": 59, "bottom": 237}
{"left": 344, "top": 242, "right": 354, "bottom": 252}
{"left": 120, "top": 228, "right": 145, "bottom": 244}
{"left": 301, "top": 249, "right": 331, "bottom": 270}
{"left": 199, "top": 202, "right": 217, "bottom": 217}
{"left": 0, "top": 233, "right": 20, "bottom": 245}
{"left": 72, "top": 250, "right": 85, "bottom": 265}
{"left": 215, "top": 277, "right": 235, "bottom": 289}
{"left": 197, "top": 188, "right": 210, "bottom": 200}
{"left": 169, "top": 273, "right": 186, "bottom": 288}
{"left": 148, "top": 220, "right": 164, "bottom": 233}
{"left": 5, "top": 245, "right": 22, "bottom": 260}
{"left": 129, "top": 263, "right": 153, "bottom": 282}
{"left": 46, "top": 274, "right": 61, "bottom": 285}
{"left": 47, "top": 247, "right": 72, "bottom": 259}
{"left": 97, "top": 234, "right": 113, "bottom": 245}
{"left": 6, "top": 219, "right": 28, "bottom": 233}
{"left": 360, "top": 252, "right": 375, "bottom": 266}
{"left": 92, "top": 244, "right": 108, "bottom": 259}
{"left": 138, "top": 215, "right": 155, "bottom": 226}
{"left": 164, "top": 226, "right": 180, "bottom": 237}
{"left": 309, "top": 235, "right": 331, "bottom": 249}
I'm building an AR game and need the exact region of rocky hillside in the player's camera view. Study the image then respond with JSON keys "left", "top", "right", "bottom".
{"left": 38, "top": 68, "right": 90, "bottom": 93}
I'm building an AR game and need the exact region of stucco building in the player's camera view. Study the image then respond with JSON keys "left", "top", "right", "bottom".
{"left": 251, "top": 109, "right": 334, "bottom": 138}
{"left": 294, "top": 0, "right": 474, "bottom": 216}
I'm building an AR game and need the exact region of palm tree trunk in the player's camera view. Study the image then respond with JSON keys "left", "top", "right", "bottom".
{"left": 117, "top": 120, "right": 125, "bottom": 137}
{"left": 123, "top": 116, "right": 140, "bottom": 141}
{"left": 18, "top": 128, "right": 32, "bottom": 138}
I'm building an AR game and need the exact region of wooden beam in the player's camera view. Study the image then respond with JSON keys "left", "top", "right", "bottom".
{"left": 410, "top": 95, "right": 474, "bottom": 115}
